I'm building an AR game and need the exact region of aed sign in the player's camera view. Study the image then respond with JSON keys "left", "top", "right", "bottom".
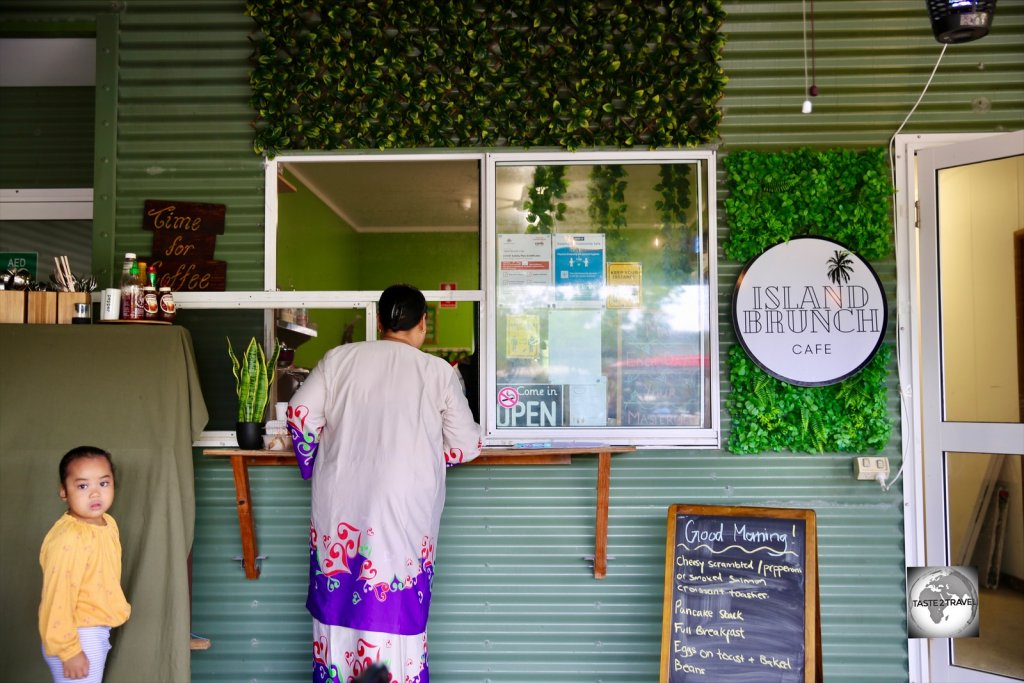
{"left": 732, "top": 237, "right": 887, "bottom": 387}
{"left": 1, "top": 252, "right": 37, "bottom": 279}
{"left": 495, "top": 384, "right": 564, "bottom": 427}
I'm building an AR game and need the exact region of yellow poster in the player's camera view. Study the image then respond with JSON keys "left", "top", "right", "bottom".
{"left": 506, "top": 314, "right": 541, "bottom": 359}
{"left": 606, "top": 262, "right": 642, "bottom": 308}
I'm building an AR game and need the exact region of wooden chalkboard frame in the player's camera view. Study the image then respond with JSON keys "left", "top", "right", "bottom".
{"left": 659, "top": 504, "right": 820, "bottom": 683}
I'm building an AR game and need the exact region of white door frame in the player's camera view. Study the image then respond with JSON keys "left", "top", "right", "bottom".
{"left": 897, "top": 131, "right": 1024, "bottom": 683}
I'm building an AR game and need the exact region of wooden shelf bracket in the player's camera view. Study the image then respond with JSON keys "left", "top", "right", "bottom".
{"left": 203, "top": 446, "right": 633, "bottom": 580}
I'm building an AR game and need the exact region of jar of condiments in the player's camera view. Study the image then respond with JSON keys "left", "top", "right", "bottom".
{"left": 158, "top": 287, "right": 176, "bottom": 322}
{"left": 143, "top": 286, "right": 159, "bottom": 319}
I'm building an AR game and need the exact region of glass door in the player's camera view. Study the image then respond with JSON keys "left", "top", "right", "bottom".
{"left": 918, "top": 131, "right": 1024, "bottom": 682}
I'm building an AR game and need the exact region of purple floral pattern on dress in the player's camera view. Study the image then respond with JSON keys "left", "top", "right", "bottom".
{"left": 308, "top": 520, "right": 435, "bottom": 637}
{"left": 289, "top": 403, "right": 320, "bottom": 479}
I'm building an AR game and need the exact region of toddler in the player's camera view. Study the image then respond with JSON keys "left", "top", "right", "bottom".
{"left": 39, "top": 446, "right": 131, "bottom": 682}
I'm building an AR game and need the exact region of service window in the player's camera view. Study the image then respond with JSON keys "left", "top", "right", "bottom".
{"left": 485, "top": 152, "right": 719, "bottom": 447}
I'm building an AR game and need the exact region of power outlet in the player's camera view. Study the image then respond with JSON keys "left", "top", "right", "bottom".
{"left": 854, "top": 456, "right": 890, "bottom": 481}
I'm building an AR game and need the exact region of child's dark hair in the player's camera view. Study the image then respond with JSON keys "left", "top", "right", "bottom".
{"left": 59, "top": 446, "right": 115, "bottom": 484}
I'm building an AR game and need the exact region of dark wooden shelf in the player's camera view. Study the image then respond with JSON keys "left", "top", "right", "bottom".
{"left": 204, "top": 445, "right": 634, "bottom": 580}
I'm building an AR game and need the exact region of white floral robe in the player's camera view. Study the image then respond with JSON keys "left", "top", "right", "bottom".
{"left": 288, "top": 340, "right": 481, "bottom": 683}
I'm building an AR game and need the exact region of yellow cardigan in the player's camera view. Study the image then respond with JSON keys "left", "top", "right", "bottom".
{"left": 38, "top": 513, "right": 132, "bottom": 661}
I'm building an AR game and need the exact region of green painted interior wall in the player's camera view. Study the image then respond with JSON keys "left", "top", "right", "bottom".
{"left": 355, "top": 230, "right": 478, "bottom": 351}
{"left": 276, "top": 169, "right": 361, "bottom": 366}
{"left": 277, "top": 174, "right": 479, "bottom": 366}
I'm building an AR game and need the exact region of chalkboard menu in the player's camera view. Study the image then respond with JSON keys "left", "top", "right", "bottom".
{"left": 660, "top": 505, "right": 819, "bottom": 683}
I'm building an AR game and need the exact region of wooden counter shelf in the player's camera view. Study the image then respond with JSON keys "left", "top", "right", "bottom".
{"left": 203, "top": 445, "right": 634, "bottom": 580}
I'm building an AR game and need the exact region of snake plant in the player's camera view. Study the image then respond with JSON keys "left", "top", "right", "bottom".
{"left": 227, "top": 336, "right": 281, "bottom": 422}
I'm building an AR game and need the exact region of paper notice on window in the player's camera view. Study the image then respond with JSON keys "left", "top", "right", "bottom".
{"left": 548, "top": 309, "right": 602, "bottom": 384}
{"left": 498, "top": 234, "right": 552, "bottom": 308}
{"left": 554, "top": 233, "right": 605, "bottom": 306}
{"left": 499, "top": 234, "right": 552, "bottom": 286}
{"left": 569, "top": 378, "right": 607, "bottom": 426}
{"left": 606, "top": 262, "right": 642, "bottom": 309}
{"left": 505, "top": 314, "right": 541, "bottom": 359}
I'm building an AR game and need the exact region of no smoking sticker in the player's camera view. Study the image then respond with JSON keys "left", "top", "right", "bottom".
{"left": 497, "top": 386, "right": 519, "bottom": 408}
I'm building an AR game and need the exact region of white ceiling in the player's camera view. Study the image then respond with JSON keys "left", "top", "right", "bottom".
{"left": 281, "top": 159, "right": 674, "bottom": 234}
{"left": 283, "top": 159, "right": 482, "bottom": 233}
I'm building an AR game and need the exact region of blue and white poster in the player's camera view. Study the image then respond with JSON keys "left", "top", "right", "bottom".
{"left": 553, "top": 233, "right": 605, "bottom": 305}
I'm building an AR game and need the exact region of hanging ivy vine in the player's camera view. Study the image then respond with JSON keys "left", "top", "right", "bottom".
{"left": 588, "top": 165, "right": 628, "bottom": 259}
{"left": 721, "top": 148, "right": 893, "bottom": 263}
{"left": 655, "top": 164, "right": 694, "bottom": 280}
{"left": 727, "top": 345, "right": 893, "bottom": 454}
{"left": 245, "top": 1, "right": 727, "bottom": 154}
{"left": 523, "top": 166, "right": 568, "bottom": 234}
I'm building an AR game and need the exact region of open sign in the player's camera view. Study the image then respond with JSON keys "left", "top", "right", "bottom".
{"left": 495, "top": 384, "right": 563, "bottom": 427}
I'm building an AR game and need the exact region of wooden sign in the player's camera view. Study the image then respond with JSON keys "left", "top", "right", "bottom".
{"left": 152, "top": 232, "right": 217, "bottom": 261}
{"left": 149, "top": 258, "right": 227, "bottom": 292}
{"left": 660, "top": 504, "right": 820, "bottom": 683}
{"left": 142, "top": 199, "right": 225, "bottom": 235}
{"left": 143, "top": 200, "right": 227, "bottom": 291}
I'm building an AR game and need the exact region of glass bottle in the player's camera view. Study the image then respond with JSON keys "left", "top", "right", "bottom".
{"left": 119, "top": 253, "right": 142, "bottom": 319}
{"left": 158, "top": 287, "right": 177, "bottom": 323}
{"left": 143, "top": 286, "right": 159, "bottom": 320}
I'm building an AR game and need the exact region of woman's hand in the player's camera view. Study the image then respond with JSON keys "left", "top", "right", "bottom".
{"left": 63, "top": 651, "right": 90, "bottom": 679}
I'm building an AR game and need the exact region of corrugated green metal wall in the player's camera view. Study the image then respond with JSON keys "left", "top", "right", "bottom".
{"left": 2, "top": 1, "right": 1022, "bottom": 681}
{"left": 0, "top": 86, "right": 94, "bottom": 187}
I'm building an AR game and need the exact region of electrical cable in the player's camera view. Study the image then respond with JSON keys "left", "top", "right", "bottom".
{"left": 801, "top": 0, "right": 813, "bottom": 112}
{"left": 802, "top": 0, "right": 809, "bottom": 94}
{"left": 809, "top": 0, "right": 818, "bottom": 96}
{"left": 883, "top": 43, "right": 948, "bottom": 494}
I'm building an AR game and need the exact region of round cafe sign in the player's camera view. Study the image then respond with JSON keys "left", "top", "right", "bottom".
{"left": 732, "top": 237, "right": 887, "bottom": 387}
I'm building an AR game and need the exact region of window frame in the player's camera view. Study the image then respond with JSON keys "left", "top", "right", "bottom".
{"left": 183, "top": 150, "right": 719, "bottom": 448}
{"left": 484, "top": 150, "right": 720, "bottom": 448}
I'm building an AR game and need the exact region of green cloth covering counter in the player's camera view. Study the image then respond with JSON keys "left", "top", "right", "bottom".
{"left": 0, "top": 325, "right": 208, "bottom": 683}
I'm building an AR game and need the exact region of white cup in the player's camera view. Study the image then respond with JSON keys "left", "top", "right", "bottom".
{"left": 275, "top": 401, "right": 289, "bottom": 421}
{"left": 100, "top": 288, "right": 121, "bottom": 320}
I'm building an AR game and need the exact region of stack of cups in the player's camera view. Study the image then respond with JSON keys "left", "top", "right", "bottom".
{"left": 100, "top": 288, "right": 121, "bottom": 320}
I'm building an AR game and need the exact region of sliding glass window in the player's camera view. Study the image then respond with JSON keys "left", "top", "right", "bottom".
{"left": 485, "top": 152, "right": 719, "bottom": 447}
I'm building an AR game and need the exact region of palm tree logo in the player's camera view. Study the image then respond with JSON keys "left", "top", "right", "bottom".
{"left": 826, "top": 250, "right": 854, "bottom": 285}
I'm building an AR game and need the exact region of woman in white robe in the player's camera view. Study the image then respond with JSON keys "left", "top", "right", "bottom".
{"left": 288, "top": 284, "right": 481, "bottom": 683}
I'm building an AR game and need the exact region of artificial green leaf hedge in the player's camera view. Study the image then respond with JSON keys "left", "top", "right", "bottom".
{"left": 723, "top": 147, "right": 894, "bottom": 454}
{"left": 245, "top": 1, "right": 727, "bottom": 154}
{"left": 727, "top": 345, "right": 892, "bottom": 454}
{"left": 722, "top": 148, "right": 893, "bottom": 263}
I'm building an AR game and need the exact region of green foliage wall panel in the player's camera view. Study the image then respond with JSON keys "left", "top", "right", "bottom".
{"left": 245, "top": 1, "right": 727, "bottom": 154}
{"left": 722, "top": 148, "right": 893, "bottom": 262}
{"left": 722, "top": 148, "right": 894, "bottom": 454}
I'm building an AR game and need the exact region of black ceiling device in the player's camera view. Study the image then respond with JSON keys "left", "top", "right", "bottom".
{"left": 926, "top": 0, "right": 996, "bottom": 44}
